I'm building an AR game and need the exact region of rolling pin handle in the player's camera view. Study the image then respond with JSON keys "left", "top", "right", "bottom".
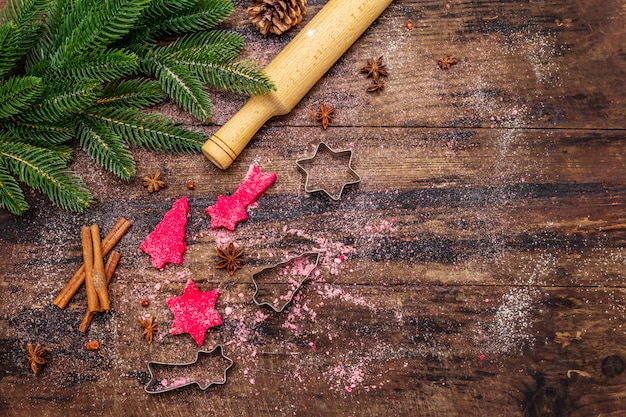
{"left": 202, "top": 95, "right": 282, "bottom": 170}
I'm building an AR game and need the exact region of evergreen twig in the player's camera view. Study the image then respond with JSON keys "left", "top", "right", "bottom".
{"left": 0, "top": 0, "right": 275, "bottom": 215}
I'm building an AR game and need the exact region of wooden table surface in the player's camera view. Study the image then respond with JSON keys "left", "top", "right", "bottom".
{"left": 1, "top": 0, "right": 626, "bottom": 416}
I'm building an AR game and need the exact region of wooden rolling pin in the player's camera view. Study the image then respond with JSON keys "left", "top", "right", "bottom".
{"left": 202, "top": 0, "right": 394, "bottom": 169}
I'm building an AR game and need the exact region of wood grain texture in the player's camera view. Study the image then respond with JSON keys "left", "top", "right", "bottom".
{"left": 1, "top": 0, "right": 626, "bottom": 416}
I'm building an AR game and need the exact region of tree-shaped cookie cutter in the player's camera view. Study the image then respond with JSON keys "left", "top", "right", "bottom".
{"left": 252, "top": 252, "right": 321, "bottom": 312}
{"left": 144, "top": 345, "right": 234, "bottom": 394}
{"left": 296, "top": 142, "right": 361, "bottom": 200}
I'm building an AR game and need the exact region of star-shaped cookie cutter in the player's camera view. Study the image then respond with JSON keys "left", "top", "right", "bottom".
{"left": 296, "top": 142, "right": 361, "bottom": 200}
{"left": 144, "top": 345, "right": 234, "bottom": 394}
{"left": 252, "top": 252, "right": 321, "bottom": 312}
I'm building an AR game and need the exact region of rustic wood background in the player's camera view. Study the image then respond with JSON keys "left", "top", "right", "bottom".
{"left": 1, "top": 0, "right": 626, "bottom": 416}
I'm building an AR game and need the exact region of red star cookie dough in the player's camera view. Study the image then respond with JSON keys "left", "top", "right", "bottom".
{"left": 166, "top": 279, "right": 222, "bottom": 346}
{"left": 205, "top": 164, "right": 276, "bottom": 231}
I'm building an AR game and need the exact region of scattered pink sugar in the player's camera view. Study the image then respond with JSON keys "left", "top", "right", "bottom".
{"left": 212, "top": 228, "right": 234, "bottom": 248}
{"left": 366, "top": 219, "right": 397, "bottom": 233}
{"left": 283, "top": 228, "right": 356, "bottom": 276}
{"left": 326, "top": 359, "right": 367, "bottom": 393}
{"left": 161, "top": 376, "right": 192, "bottom": 388}
{"left": 317, "top": 284, "right": 368, "bottom": 308}
{"left": 254, "top": 311, "right": 269, "bottom": 323}
{"left": 284, "top": 255, "right": 317, "bottom": 277}
{"left": 282, "top": 321, "right": 298, "bottom": 330}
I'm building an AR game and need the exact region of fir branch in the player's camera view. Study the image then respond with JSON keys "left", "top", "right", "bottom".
{"left": 0, "top": 0, "right": 273, "bottom": 214}
{"left": 85, "top": 107, "right": 207, "bottom": 153}
{"left": 0, "top": 0, "right": 49, "bottom": 26}
{"left": 59, "top": 48, "right": 139, "bottom": 82}
{"left": 140, "top": 0, "right": 198, "bottom": 21}
{"left": 97, "top": 78, "right": 167, "bottom": 108}
{"left": 144, "top": 0, "right": 233, "bottom": 37}
{"left": 20, "top": 79, "right": 100, "bottom": 123}
{"left": 2, "top": 128, "right": 73, "bottom": 159}
{"left": 37, "top": 0, "right": 80, "bottom": 58}
{"left": 147, "top": 56, "right": 213, "bottom": 120}
{"left": 0, "top": 139, "right": 92, "bottom": 212}
{"left": 0, "top": 22, "right": 20, "bottom": 77}
{"left": 0, "top": 76, "right": 43, "bottom": 119}
{"left": 56, "top": 0, "right": 151, "bottom": 62}
{"left": 0, "top": 0, "right": 48, "bottom": 68}
{"left": 157, "top": 30, "right": 244, "bottom": 62}
{"left": 0, "top": 161, "right": 29, "bottom": 215}
{"left": 5, "top": 119, "right": 73, "bottom": 144}
{"left": 77, "top": 117, "right": 136, "bottom": 179}
{"left": 177, "top": 58, "right": 275, "bottom": 95}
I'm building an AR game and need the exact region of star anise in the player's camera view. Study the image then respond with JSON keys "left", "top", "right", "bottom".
{"left": 309, "top": 102, "right": 335, "bottom": 129}
{"left": 366, "top": 78, "right": 385, "bottom": 92}
{"left": 26, "top": 343, "right": 50, "bottom": 374}
{"left": 360, "top": 56, "right": 389, "bottom": 80}
{"left": 216, "top": 242, "right": 244, "bottom": 275}
{"left": 437, "top": 53, "right": 457, "bottom": 70}
{"left": 139, "top": 315, "right": 157, "bottom": 344}
{"left": 142, "top": 172, "right": 166, "bottom": 193}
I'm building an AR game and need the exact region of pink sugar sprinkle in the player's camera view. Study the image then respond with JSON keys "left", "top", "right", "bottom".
{"left": 255, "top": 311, "right": 269, "bottom": 322}
{"left": 282, "top": 321, "right": 298, "bottom": 330}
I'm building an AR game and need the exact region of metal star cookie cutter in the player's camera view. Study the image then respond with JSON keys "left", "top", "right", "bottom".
{"left": 296, "top": 142, "right": 361, "bottom": 200}
{"left": 144, "top": 345, "right": 234, "bottom": 394}
{"left": 252, "top": 252, "right": 321, "bottom": 312}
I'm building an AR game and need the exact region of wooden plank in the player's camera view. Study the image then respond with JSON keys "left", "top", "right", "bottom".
{"left": 209, "top": 0, "right": 626, "bottom": 130}
{"left": 1, "top": 0, "right": 624, "bottom": 130}
{"left": 1, "top": 285, "right": 626, "bottom": 416}
{"left": 1, "top": 0, "right": 625, "bottom": 416}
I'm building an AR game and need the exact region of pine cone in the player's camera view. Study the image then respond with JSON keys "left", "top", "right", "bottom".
{"left": 247, "top": 0, "right": 307, "bottom": 36}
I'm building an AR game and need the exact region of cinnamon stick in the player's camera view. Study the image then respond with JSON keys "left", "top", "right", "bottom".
{"left": 53, "top": 218, "right": 131, "bottom": 309}
{"left": 90, "top": 224, "right": 110, "bottom": 310}
{"left": 79, "top": 250, "right": 121, "bottom": 333}
{"left": 78, "top": 310, "right": 95, "bottom": 334}
{"left": 82, "top": 226, "right": 99, "bottom": 313}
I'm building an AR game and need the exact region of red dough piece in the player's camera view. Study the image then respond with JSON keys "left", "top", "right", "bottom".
{"left": 140, "top": 196, "right": 189, "bottom": 270}
{"left": 167, "top": 279, "right": 222, "bottom": 346}
{"left": 206, "top": 164, "right": 276, "bottom": 231}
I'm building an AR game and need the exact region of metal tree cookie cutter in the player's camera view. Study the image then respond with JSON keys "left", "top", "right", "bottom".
{"left": 252, "top": 252, "right": 321, "bottom": 312}
{"left": 296, "top": 142, "right": 362, "bottom": 200}
{"left": 144, "top": 345, "right": 234, "bottom": 394}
